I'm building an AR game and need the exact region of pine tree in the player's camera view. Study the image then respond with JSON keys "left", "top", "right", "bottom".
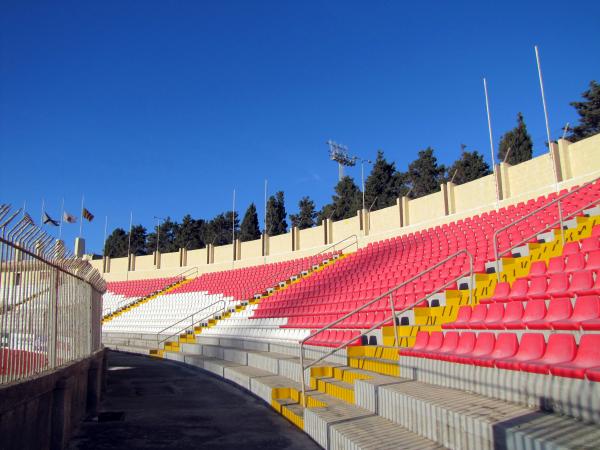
{"left": 320, "top": 176, "right": 362, "bottom": 221}
{"left": 497, "top": 113, "right": 533, "bottom": 165}
{"left": 446, "top": 146, "right": 491, "bottom": 185}
{"left": 290, "top": 196, "right": 317, "bottom": 230}
{"left": 104, "top": 228, "right": 128, "bottom": 257}
{"left": 364, "top": 150, "right": 408, "bottom": 211}
{"left": 239, "top": 203, "right": 261, "bottom": 241}
{"left": 406, "top": 148, "right": 446, "bottom": 198}
{"left": 568, "top": 80, "right": 600, "bottom": 142}
{"left": 175, "top": 215, "right": 206, "bottom": 250}
{"left": 266, "top": 191, "right": 288, "bottom": 236}
{"left": 147, "top": 217, "right": 179, "bottom": 253}
{"left": 128, "top": 225, "right": 147, "bottom": 256}
{"left": 203, "top": 212, "right": 239, "bottom": 245}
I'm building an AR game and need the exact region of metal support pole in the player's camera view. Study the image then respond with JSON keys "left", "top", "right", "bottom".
{"left": 483, "top": 78, "right": 500, "bottom": 208}
{"left": 389, "top": 293, "right": 400, "bottom": 351}
{"left": 558, "top": 200, "right": 565, "bottom": 244}
{"left": 299, "top": 345, "right": 306, "bottom": 407}
{"left": 535, "top": 45, "right": 559, "bottom": 190}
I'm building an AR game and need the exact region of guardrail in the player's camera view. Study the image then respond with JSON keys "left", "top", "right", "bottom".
{"left": 492, "top": 179, "right": 599, "bottom": 278}
{"left": 298, "top": 249, "right": 474, "bottom": 406}
{"left": 317, "top": 234, "right": 359, "bottom": 256}
{"left": 0, "top": 204, "right": 105, "bottom": 385}
{"left": 151, "top": 235, "right": 358, "bottom": 351}
{"left": 155, "top": 298, "right": 228, "bottom": 348}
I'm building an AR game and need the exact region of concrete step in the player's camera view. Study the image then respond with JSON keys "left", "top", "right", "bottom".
{"left": 181, "top": 352, "right": 443, "bottom": 450}
{"left": 348, "top": 356, "right": 399, "bottom": 376}
{"left": 378, "top": 378, "right": 600, "bottom": 450}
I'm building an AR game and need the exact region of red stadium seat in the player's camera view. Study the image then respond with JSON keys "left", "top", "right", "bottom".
{"left": 550, "top": 335, "right": 600, "bottom": 379}
{"left": 495, "top": 333, "right": 546, "bottom": 370}
{"left": 546, "top": 256, "right": 565, "bottom": 275}
{"left": 527, "top": 298, "right": 573, "bottom": 330}
{"left": 562, "top": 241, "right": 581, "bottom": 256}
{"left": 453, "top": 333, "right": 495, "bottom": 364}
{"left": 399, "top": 331, "right": 429, "bottom": 356}
{"left": 585, "top": 250, "right": 600, "bottom": 271}
{"left": 478, "top": 303, "right": 504, "bottom": 329}
{"left": 565, "top": 253, "right": 586, "bottom": 273}
{"left": 487, "top": 302, "right": 523, "bottom": 329}
{"left": 466, "top": 304, "right": 490, "bottom": 329}
{"left": 490, "top": 282, "right": 511, "bottom": 303}
{"left": 552, "top": 296, "right": 600, "bottom": 330}
{"left": 441, "top": 332, "right": 476, "bottom": 362}
{"left": 504, "top": 300, "right": 546, "bottom": 329}
{"left": 442, "top": 305, "right": 471, "bottom": 329}
{"left": 581, "top": 236, "right": 600, "bottom": 253}
{"left": 471, "top": 333, "right": 519, "bottom": 367}
{"left": 527, "top": 260, "right": 547, "bottom": 279}
{"left": 508, "top": 279, "right": 529, "bottom": 301}
{"left": 422, "top": 332, "right": 460, "bottom": 360}
{"left": 520, "top": 334, "right": 577, "bottom": 374}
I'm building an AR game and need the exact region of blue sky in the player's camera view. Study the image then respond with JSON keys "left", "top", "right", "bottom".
{"left": 1, "top": 0, "right": 599, "bottom": 254}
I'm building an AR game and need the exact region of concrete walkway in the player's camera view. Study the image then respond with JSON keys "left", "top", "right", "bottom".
{"left": 68, "top": 350, "right": 320, "bottom": 450}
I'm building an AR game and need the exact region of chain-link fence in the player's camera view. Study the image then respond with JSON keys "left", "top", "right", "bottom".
{"left": 0, "top": 204, "right": 105, "bottom": 384}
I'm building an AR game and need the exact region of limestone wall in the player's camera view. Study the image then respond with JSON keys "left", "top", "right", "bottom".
{"left": 96, "top": 133, "right": 600, "bottom": 281}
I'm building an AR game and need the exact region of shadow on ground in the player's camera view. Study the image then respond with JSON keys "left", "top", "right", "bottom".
{"left": 67, "top": 350, "right": 320, "bottom": 450}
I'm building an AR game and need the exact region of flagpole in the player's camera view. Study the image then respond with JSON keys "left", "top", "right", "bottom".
{"left": 534, "top": 45, "right": 558, "bottom": 190}
{"left": 59, "top": 198, "right": 65, "bottom": 240}
{"left": 483, "top": 78, "right": 500, "bottom": 208}
{"left": 232, "top": 188, "right": 236, "bottom": 267}
{"left": 126, "top": 211, "right": 132, "bottom": 280}
{"left": 40, "top": 198, "right": 45, "bottom": 228}
{"left": 103, "top": 216, "right": 108, "bottom": 256}
{"left": 79, "top": 195, "right": 84, "bottom": 237}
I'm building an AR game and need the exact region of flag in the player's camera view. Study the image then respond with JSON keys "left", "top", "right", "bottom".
{"left": 82, "top": 208, "right": 94, "bottom": 222}
{"left": 42, "top": 212, "right": 59, "bottom": 226}
{"left": 63, "top": 211, "right": 77, "bottom": 223}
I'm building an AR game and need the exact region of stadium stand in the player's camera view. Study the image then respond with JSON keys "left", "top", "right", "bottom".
{"left": 101, "top": 177, "right": 600, "bottom": 449}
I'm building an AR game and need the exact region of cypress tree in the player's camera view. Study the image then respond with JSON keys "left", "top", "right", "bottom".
{"left": 239, "top": 203, "right": 261, "bottom": 241}
{"left": 497, "top": 113, "right": 533, "bottom": 165}
{"left": 290, "top": 196, "right": 317, "bottom": 230}
{"left": 446, "top": 147, "right": 491, "bottom": 185}
{"left": 364, "top": 150, "right": 408, "bottom": 211}
{"left": 266, "top": 191, "right": 288, "bottom": 236}
{"left": 406, "top": 148, "right": 446, "bottom": 198}
{"left": 568, "top": 80, "right": 600, "bottom": 142}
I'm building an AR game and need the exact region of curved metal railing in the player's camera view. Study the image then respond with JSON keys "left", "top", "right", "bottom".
{"left": 492, "top": 178, "right": 599, "bottom": 278}
{"left": 298, "top": 249, "right": 474, "bottom": 405}
{"left": 155, "top": 298, "right": 228, "bottom": 348}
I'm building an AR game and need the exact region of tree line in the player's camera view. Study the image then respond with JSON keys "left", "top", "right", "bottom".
{"left": 104, "top": 80, "right": 599, "bottom": 257}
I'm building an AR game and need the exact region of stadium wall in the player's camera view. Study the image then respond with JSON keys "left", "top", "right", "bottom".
{"left": 92, "top": 134, "right": 600, "bottom": 282}
{"left": 0, "top": 349, "right": 106, "bottom": 450}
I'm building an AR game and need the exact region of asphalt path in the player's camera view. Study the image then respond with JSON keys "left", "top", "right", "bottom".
{"left": 67, "top": 350, "right": 320, "bottom": 450}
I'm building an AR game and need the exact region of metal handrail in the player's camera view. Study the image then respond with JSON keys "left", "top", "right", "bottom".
{"left": 298, "top": 248, "right": 474, "bottom": 405}
{"left": 242, "top": 234, "right": 354, "bottom": 302}
{"left": 317, "top": 234, "right": 359, "bottom": 256}
{"left": 492, "top": 179, "right": 598, "bottom": 278}
{"left": 148, "top": 236, "right": 357, "bottom": 349}
{"left": 156, "top": 298, "right": 227, "bottom": 347}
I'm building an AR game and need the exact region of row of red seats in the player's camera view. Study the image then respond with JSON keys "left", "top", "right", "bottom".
{"left": 106, "top": 277, "right": 179, "bottom": 298}
{"left": 254, "top": 180, "right": 600, "bottom": 326}
{"left": 281, "top": 311, "right": 394, "bottom": 329}
{"left": 169, "top": 253, "right": 333, "bottom": 300}
{"left": 444, "top": 296, "right": 600, "bottom": 330}
{"left": 305, "top": 329, "right": 363, "bottom": 347}
{"left": 401, "top": 331, "right": 600, "bottom": 380}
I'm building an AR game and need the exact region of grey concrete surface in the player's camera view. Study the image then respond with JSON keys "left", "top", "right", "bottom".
{"left": 67, "top": 350, "right": 320, "bottom": 450}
